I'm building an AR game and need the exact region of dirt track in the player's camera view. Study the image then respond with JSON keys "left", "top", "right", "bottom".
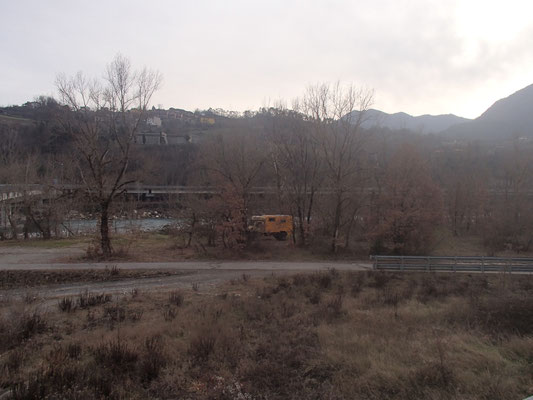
{"left": 0, "top": 245, "right": 371, "bottom": 303}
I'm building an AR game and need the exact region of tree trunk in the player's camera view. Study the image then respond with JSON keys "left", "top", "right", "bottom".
{"left": 100, "top": 203, "right": 112, "bottom": 258}
{"left": 297, "top": 203, "right": 306, "bottom": 246}
{"left": 8, "top": 213, "right": 18, "bottom": 240}
{"left": 23, "top": 219, "right": 29, "bottom": 240}
{"left": 25, "top": 207, "right": 51, "bottom": 240}
{"left": 344, "top": 205, "right": 360, "bottom": 249}
{"left": 186, "top": 212, "right": 197, "bottom": 248}
{"left": 331, "top": 194, "right": 342, "bottom": 254}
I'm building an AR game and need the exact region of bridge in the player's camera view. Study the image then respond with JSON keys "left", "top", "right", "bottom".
{"left": 2, "top": 182, "right": 532, "bottom": 209}
{"left": 0, "top": 184, "right": 280, "bottom": 230}
{"left": 0, "top": 184, "right": 339, "bottom": 203}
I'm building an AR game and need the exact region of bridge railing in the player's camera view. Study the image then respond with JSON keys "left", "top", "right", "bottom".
{"left": 370, "top": 255, "right": 533, "bottom": 273}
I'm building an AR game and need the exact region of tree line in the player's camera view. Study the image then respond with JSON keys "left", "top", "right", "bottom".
{"left": 1, "top": 56, "right": 532, "bottom": 258}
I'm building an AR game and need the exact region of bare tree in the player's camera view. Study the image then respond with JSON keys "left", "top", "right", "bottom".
{"left": 370, "top": 144, "right": 443, "bottom": 255}
{"left": 263, "top": 107, "right": 322, "bottom": 246}
{"left": 0, "top": 126, "right": 20, "bottom": 171}
{"left": 436, "top": 145, "right": 488, "bottom": 236}
{"left": 56, "top": 55, "right": 162, "bottom": 257}
{"left": 483, "top": 142, "right": 533, "bottom": 253}
{"left": 198, "top": 130, "right": 267, "bottom": 248}
{"left": 298, "top": 83, "right": 373, "bottom": 253}
{"left": 0, "top": 154, "right": 72, "bottom": 240}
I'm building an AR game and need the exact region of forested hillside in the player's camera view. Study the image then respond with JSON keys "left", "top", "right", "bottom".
{"left": 2, "top": 83, "right": 533, "bottom": 257}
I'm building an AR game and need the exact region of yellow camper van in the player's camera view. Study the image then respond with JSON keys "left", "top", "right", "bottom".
{"left": 249, "top": 215, "right": 293, "bottom": 241}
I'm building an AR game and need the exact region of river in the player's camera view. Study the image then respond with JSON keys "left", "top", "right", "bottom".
{"left": 61, "top": 218, "right": 178, "bottom": 235}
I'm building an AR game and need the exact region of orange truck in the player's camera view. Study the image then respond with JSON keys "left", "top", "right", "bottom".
{"left": 249, "top": 215, "right": 293, "bottom": 241}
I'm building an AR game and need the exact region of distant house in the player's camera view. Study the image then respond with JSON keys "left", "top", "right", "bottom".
{"left": 23, "top": 101, "right": 40, "bottom": 109}
{"left": 147, "top": 116, "right": 162, "bottom": 127}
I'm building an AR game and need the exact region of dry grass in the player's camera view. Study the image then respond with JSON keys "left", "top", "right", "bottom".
{"left": 432, "top": 228, "right": 533, "bottom": 258}
{"left": 0, "top": 269, "right": 189, "bottom": 290}
{"left": 2, "top": 231, "right": 366, "bottom": 263}
{"left": 1, "top": 271, "right": 533, "bottom": 399}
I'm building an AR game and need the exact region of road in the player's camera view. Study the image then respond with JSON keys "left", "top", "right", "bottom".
{"left": 0, "top": 245, "right": 371, "bottom": 302}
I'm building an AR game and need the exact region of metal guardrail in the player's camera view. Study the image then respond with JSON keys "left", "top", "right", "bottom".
{"left": 370, "top": 255, "right": 533, "bottom": 273}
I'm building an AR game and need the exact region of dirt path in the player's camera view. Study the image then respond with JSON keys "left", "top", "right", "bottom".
{"left": 0, "top": 259, "right": 371, "bottom": 271}
{"left": 0, "top": 245, "right": 371, "bottom": 304}
{"left": 1, "top": 265, "right": 370, "bottom": 308}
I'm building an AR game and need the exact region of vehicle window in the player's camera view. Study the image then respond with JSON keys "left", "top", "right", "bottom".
{"left": 281, "top": 219, "right": 286, "bottom": 223}
{"left": 268, "top": 218, "right": 275, "bottom": 222}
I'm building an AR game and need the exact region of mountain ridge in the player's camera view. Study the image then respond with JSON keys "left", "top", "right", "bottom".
{"left": 347, "top": 82, "right": 533, "bottom": 139}
{"left": 348, "top": 108, "right": 471, "bottom": 134}
{"left": 442, "top": 83, "right": 533, "bottom": 139}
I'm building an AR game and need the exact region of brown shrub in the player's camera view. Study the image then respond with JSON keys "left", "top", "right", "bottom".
{"left": 474, "top": 295, "right": 533, "bottom": 335}
{"left": 162, "top": 305, "right": 177, "bottom": 321}
{"left": 306, "top": 289, "right": 322, "bottom": 305}
{"left": 103, "top": 304, "right": 126, "bottom": 324}
{"left": 188, "top": 326, "right": 217, "bottom": 364}
{"left": 0, "top": 309, "right": 47, "bottom": 351}
{"left": 77, "top": 290, "right": 112, "bottom": 309}
{"left": 324, "top": 294, "right": 345, "bottom": 321}
{"left": 168, "top": 290, "right": 184, "bottom": 307}
{"left": 2, "top": 348, "right": 25, "bottom": 377}
{"left": 240, "top": 319, "right": 326, "bottom": 397}
{"left": 58, "top": 296, "right": 75, "bottom": 312}
{"left": 92, "top": 338, "right": 139, "bottom": 373}
{"left": 369, "top": 271, "right": 393, "bottom": 288}
{"left": 139, "top": 335, "right": 166, "bottom": 383}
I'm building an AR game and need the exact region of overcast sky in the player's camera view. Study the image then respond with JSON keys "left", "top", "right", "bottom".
{"left": 2, "top": 0, "right": 533, "bottom": 118}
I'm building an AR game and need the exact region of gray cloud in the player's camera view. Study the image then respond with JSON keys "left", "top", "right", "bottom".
{"left": 1, "top": 0, "right": 532, "bottom": 118}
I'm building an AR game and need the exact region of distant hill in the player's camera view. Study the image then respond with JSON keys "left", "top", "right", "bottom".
{"left": 347, "top": 109, "right": 471, "bottom": 134}
{"left": 444, "top": 83, "right": 533, "bottom": 139}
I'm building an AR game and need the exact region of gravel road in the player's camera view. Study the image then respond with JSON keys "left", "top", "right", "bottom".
{"left": 0, "top": 245, "right": 371, "bottom": 303}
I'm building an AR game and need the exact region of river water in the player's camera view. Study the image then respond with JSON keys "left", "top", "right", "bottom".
{"left": 62, "top": 218, "right": 178, "bottom": 235}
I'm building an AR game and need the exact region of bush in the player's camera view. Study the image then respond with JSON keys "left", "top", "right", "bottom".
{"left": 18, "top": 311, "right": 47, "bottom": 341}
{"left": 369, "top": 271, "right": 392, "bottom": 289}
{"left": 103, "top": 304, "right": 126, "bottom": 323}
{"left": 66, "top": 342, "right": 82, "bottom": 360}
{"left": 307, "top": 290, "right": 322, "bottom": 305}
{"left": 349, "top": 272, "right": 368, "bottom": 297}
{"left": 317, "top": 272, "right": 332, "bottom": 289}
{"left": 168, "top": 290, "right": 184, "bottom": 307}
{"left": 93, "top": 338, "right": 139, "bottom": 373}
{"left": 139, "top": 335, "right": 166, "bottom": 383}
{"left": 162, "top": 305, "right": 177, "bottom": 321}
{"left": 1, "top": 309, "right": 48, "bottom": 350}
{"left": 474, "top": 295, "right": 533, "bottom": 335}
{"left": 77, "top": 291, "right": 111, "bottom": 309}
{"left": 188, "top": 327, "right": 217, "bottom": 364}
{"left": 2, "top": 348, "right": 24, "bottom": 376}
{"left": 58, "top": 296, "right": 74, "bottom": 312}
{"left": 324, "top": 294, "right": 345, "bottom": 320}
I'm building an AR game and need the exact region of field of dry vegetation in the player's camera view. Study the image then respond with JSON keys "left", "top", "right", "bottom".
{"left": 0, "top": 268, "right": 188, "bottom": 290}
{"left": 1, "top": 270, "right": 533, "bottom": 400}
